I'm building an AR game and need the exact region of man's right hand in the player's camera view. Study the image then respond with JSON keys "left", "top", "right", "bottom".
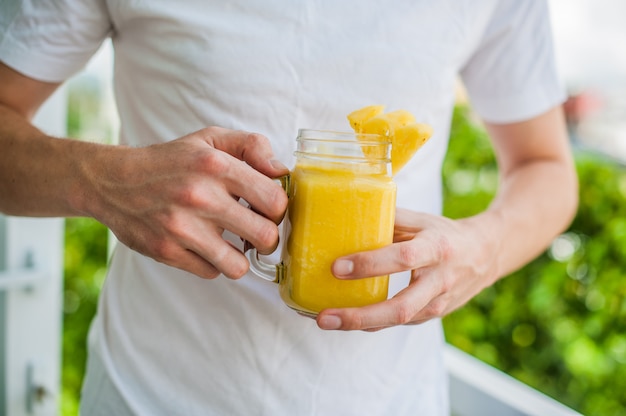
{"left": 81, "top": 127, "right": 290, "bottom": 280}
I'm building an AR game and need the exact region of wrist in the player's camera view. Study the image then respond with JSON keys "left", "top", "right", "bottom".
{"left": 458, "top": 212, "right": 504, "bottom": 284}
{"left": 66, "top": 140, "right": 131, "bottom": 222}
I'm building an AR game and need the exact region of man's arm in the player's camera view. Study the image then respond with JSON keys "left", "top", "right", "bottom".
{"left": 0, "top": 62, "right": 74, "bottom": 216}
{"left": 317, "top": 105, "right": 578, "bottom": 331}
{"left": 0, "top": 62, "right": 289, "bottom": 279}
{"left": 481, "top": 106, "right": 578, "bottom": 276}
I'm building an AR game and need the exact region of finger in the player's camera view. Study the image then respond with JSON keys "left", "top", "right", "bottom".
{"left": 157, "top": 209, "right": 252, "bottom": 279}
{"left": 175, "top": 212, "right": 273, "bottom": 278}
{"left": 202, "top": 127, "right": 289, "bottom": 178}
{"left": 219, "top": 151, "right": 288, "bottom": 224}
{"left": 178, "top": 197, "right": 281, "bottom": 275}
{"left": 316, "top": 273, "right": 441, "bottom": 331}
{"left": 154, "top": 244, "right": 222, "bottom": 280}
{"left": 214, "top": 201, "right": 281, "bottom": 255}
{"left": 394, "top": 207, "right": 432, "bottom": 229}
{"left": 332, "top": 238, "right": 443, "bottom": 280}
{"left": 164, "top": 172, "right": 281, "bottom": 258}
{"left": 360, "top": 317, "right": 430, "bottom": 332}
{"left": 240, "top": 133, "right": 290, "bottom": 177}
{"left": 188, "top": 236, "right": 250, "bottom": 279}
{"left": 392, "top": 209, "right": 447, "bottom": 242}
{"left": 248, "top": 200, "right": 286, "bottom": 226}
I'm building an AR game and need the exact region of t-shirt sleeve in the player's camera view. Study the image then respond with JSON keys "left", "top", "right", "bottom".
{"left": 460, "top": 0, "right": 565, "bottom": 124}
{"left": 0, "top": 0, "right": 112, "bottom": 83}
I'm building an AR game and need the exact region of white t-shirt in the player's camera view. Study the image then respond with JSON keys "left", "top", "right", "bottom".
{"left": 0, "top": 1, "right": 564, "bottom": 415}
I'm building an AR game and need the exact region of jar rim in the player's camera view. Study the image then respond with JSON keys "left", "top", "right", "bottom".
{"left": 297, "top": 128, "right": 390, "bottom": 145}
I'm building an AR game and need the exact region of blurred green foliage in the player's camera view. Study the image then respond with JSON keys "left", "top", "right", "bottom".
{"left": 61, "top": 218, "right": 108, "bottom": 415}
{"left": 443, "top": 105, "right": 626, "bottom": 416}
{"left": 60, "top": 104, "right": 626, "bottom": 415}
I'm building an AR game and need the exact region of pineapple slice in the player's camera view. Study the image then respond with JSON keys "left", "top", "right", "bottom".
{"left": 347, "top": 105, "right": 385, "bottom": 132}
{"left": 384, "top": 109, "right": 416, "bottom": 127}
{"left": 391, "top": 122, "right": 433, "bottom": 175}
{"left": 347, "top": 105, "right": 433, "bottom": 175}
{"left": 357, "top": 115, "right": 395, "bottom": 161}
{"left": 360, "top": 114, "right": 394, "bottom": 137}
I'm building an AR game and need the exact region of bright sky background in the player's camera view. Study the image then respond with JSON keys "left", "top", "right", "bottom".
{"left": 550, "top": 0, "right": 626, "bottom": 91}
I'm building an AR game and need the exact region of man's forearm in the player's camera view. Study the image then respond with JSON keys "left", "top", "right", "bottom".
{"left": 466, "top": 155, "right": 578, "bottom": 281}
{"left": 0, "top": 103, "right": 106, "bottom": 217}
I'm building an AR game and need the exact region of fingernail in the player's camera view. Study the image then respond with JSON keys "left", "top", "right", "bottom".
{"left": 333, "top": 259, "right": 354, "bottom": 276}
{"left": 318, "top": 315, "right": 342, "bottom": 330}
{"left": 270, "top": 159, "right": 288, "bottom": 171}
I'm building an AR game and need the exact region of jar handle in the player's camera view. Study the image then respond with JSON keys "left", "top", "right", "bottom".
{"left": 244, "top": 174, "right": 290, "bottom": 284}
{"left": 246, "top": 249, "right": 281, "bottom": 283}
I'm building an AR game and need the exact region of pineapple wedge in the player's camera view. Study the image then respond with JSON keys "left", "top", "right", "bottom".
{"left": 347, "top": 105, "right": 433, "bottom": 175}
{"left": 384, "top": 109, "right": 416, "bottom": 127}
{"left": 391, "top": 122, "right": 433, "bottom": 175}
{"left": 347, "top": 105, "right": 385, "bottom": 132}
{"left": 360, "top": 114, "right": 394, "bottom": 137}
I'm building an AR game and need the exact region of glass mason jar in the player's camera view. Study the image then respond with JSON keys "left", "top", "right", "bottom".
{"left": 248, "top": 129, "right": 396, "bottom": 316}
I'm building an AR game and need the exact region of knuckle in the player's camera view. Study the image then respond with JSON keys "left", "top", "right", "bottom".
{"left": 197, "top": 149, "right": 230, "bottom": 176}
{"left": 434, "top": 235, "right": 453, "bottom": 262}
{"left": 216, "top": 250, "right": 247, "bottom": 279}
{"left": 175, "top": 182, "right": 206, "bottom": 208}
{"left": 246, "top": 132, "right": 270, "bottom": 149}
{"left": 221, "top": 254, "right": 249, "bottom": 280}
{"left": 151, "top": 239, "right": 177, "bottom": 262}
{"left": 267, "top": 185, "right": 289, "bottom": 217}
{"left": 398, "top": 244, "right": 419, "bottom": 268}
{"left": 211, "top": 242, "right": 230, "bottom": 263}
{"left": 424, "top": 298, "right": 447, "bottom": 318}
{"left": 256, "top": 222, "right": 279, "bottom": 250}
{"left": 201, "top": 126, "right": 218, "bottom": 135}
{"left": 438, "top": 275, "right": 453, "bottom": 294}
{"left": 159, "top": 211, "right": 186, "bottom": 238}
{"left": 350, "top": 254, "right": 374, "bottom": 275}
{"left": 344, "top": 311, "right": 363, "bottom": 330}
{"left": 230, "top": 262, "right": 249, "bottom": 279}
{"left": 394, "top": 303, "right": 415, "bottom": 325}
{"left": 199, "top": 126, "right": 222, "bottom": 140}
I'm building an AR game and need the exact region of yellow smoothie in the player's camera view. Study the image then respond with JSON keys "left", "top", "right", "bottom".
{"left": 279, "top": 160, "right": 396, "bottom": 314}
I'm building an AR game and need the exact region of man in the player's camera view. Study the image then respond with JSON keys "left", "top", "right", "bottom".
{"left": 0, "top": 1, "right": 578, "bottom": 414}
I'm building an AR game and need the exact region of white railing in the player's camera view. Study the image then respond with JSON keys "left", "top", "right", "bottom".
{"left": 0, "top": 217, "right": 63, "bottom": 416}
{"left": 445, "top": 345, "right": 582, "bottom": 416}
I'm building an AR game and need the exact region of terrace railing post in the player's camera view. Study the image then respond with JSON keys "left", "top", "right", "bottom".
{"left": 0, "top": 87, "right": 67, "bottom": 416}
